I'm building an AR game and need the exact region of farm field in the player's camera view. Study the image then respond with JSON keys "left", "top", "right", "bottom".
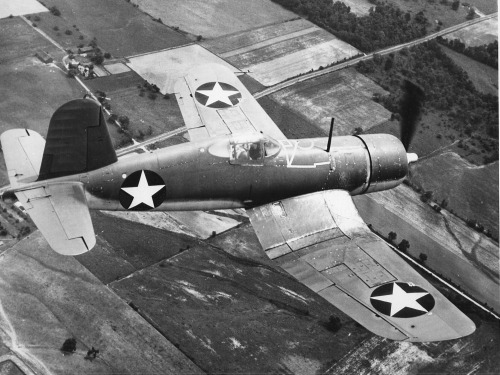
{"left": 354, "top": 184, "right": 499, "bottom": 312}
{"left": 109, "top": 242, "right": 369, "bottom": 374}
{"left": 103, "top": 210, "right": 241, "bottom": 239}
{"left": 441, "top": 45, "right": 498, "bottom": 96}
{"left": 130, "top": 0, "right": 296, "bottom": 38}
{"left": 79, "top": 211, "right": 499, "bottom": 374}
{"left": 270, "top": 68, "right": 390, "bottom": 136}
{"left": 0, "top": 17, "right": 85, "bottom": 186}
{"left": 443, "top": 15, "right": 498, "bottom": 46}
{"left": 29, "top": 0, "right": 189, "bottom": 57}
{"left": 127, "top": 44, "right": 237, "bottom": 93}
{"left": 0, "top": 0, "right": 47, "bottom": 18}
{"left": 204, "top": 19, "right": 361, "bottom": 86}
{"left": 410, "top": 152, "right": 499, "bottom": 238}
{"left": 0, "top": 231, "right": 202, "bottom": 375}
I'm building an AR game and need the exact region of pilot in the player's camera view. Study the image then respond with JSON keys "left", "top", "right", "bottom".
{"left": 248, "top": 143, "right": 262, "bottom": 160}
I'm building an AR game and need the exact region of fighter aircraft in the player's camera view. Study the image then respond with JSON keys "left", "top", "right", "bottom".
{"left": 1, "top": 64, "right": 475, "bottom": 342}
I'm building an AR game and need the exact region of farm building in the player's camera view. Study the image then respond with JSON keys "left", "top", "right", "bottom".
{"left": 35, "top": 50, "right": 53, "bottom": 63}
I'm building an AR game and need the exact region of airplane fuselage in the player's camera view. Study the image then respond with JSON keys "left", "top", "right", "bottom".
{"left": 65, "top": 133, "right": 409, "bottom": 212}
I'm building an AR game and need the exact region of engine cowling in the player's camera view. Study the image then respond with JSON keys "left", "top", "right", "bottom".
{"left": 355, "top": 134, "right": 409, "bottom": 194}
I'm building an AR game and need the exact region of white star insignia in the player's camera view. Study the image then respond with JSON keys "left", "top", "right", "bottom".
{"left": 196, "top": 82, "right": 240, "bottom": 107}
{"left": 121, "top": 170, "right": 165, "bottom": 209}
{"left": 371, "top": 283, "right": 429, "bottom": 317}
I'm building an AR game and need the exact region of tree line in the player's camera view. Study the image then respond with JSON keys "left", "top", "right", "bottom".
{"left": 356, "top": 40, "right": 498, "bottom": 160}
{"left": 437, "top": 37, "right": 498, "bottom": 69}
{"left": 271, "top": 0, "right": 428, "bottom": 52}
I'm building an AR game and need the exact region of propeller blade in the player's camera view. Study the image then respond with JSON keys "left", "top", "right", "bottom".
{"left": 400, "top": 80, "right": 425, "bottom": 150}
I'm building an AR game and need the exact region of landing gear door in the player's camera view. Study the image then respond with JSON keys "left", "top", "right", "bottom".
{"left": 229, "top": 140, "right": 264, "bottom": 166}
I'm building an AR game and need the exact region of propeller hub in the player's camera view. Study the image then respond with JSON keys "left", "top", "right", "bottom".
{"left": 407, "top": 153, "right": 418, "bottom": 164}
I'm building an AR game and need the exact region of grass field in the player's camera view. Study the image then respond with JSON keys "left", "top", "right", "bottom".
{"left": 130, "top": 0, "right": 296, "bottom": 38}
{"left": 270, "top": 68, "right": 390, "bottom": 136}
{"left": 109, "top": 243, "right": 369, "bottom": 374}
{"left": 30, "top": 0, "right": 189, "bottom": 57}
{"left": 410, "top": 152, "right": 499, "bottom": 237}
{"left": 443, "top": 16, "right": 498, "bottom": 47}
{"left": 0, "top": 232, "right": 202, "bottom": 375}
{"left": 337, "top": 0, "right": 373, "bottom": 15}
{"left": 386, "top": 0, "right": 474, "bottom": 30}
{"left": 466, "top": 0, "right": 498, "bottom": 14}
{"left": 84, "top": 70, "right": 185, "bottom": 144}
{"left": 441, "top": 46, "right": 498, "bottom": 96}
{"left": 0, "top": 17, "right": 85, "bottom": 186}
{"left": 28, "top": 10, "right": 92, "bottom": 52}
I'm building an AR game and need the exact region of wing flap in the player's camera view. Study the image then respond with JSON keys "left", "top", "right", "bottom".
{"left": 16, "top": 182, "right": 95, "bottom": 255}
{"left": 247, "top": 190, "right": 476, "bottom": 342}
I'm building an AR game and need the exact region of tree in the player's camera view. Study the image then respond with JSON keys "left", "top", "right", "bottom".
{"left": 419, "top": 253, "right": 428, "bottom": 263}
{"left": 118, "top": 115, "right": 130, "bottom": 129}
{"left": 61, "top": 338, "right": 77, "bottom": 353}
{"left": 66, "top": 68, "right": 78, "bottom": 78}
{"left": 108, "top": 114, "right": 118, "bottom": 123}
{"left": 466, "top": 8, "right": 476, "bottom": 20}
{"left": 388, "top": 231, "right": 397, "bottom": 242}
{"left": 324, "top": 315, "right": 342, "bottom": 333}
{"left": 451, "top": 0, "right": 460, "bottom": 10}
{"left": 421, "top": 191, "right": 433, "bottom": 203}
{"left": 398, "top": 239, "right": 410, "bottom": 253}
{"left": 49, "top": 6, "right": 61, "bottom": 16}
{"left": 353, "top": 127, "right": 363, "bottom": 135}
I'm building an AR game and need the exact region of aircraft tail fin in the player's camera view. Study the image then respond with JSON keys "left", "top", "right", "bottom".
{"left": 38, "top": 98, "right": 117, "bottom": 180}
{"left": 0, "top": 129, "right": 45, "bottom": 187}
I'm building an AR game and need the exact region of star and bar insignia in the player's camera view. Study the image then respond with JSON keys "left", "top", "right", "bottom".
{"left": 119, "top": 170, "right": 166, "bottom": 210}
{"left": 195, "top": 82, "right": 242, "bottom": 108}
{"left": 370, "top": 282, "right": 435, "bottom": 318}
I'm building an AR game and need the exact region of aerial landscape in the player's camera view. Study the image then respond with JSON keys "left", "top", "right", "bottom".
{"left": 0, "top": 0, "right": 498, "bottom": 374}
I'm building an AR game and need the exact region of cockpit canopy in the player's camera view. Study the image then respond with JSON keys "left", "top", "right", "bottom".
{"left": 229, "top": 134, "right": 281, "bottom": 165}
{"left": 207, "top": 133, "right": 281, "bottom": 164}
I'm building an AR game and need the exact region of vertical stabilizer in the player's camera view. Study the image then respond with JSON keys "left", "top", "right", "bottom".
{"left": 38, "top": 98, "right": 117, "bottom": 180}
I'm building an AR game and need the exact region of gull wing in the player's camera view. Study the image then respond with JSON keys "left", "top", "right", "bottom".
{"left": 174, "top": 63, "right": 286, "bottom": 142}
{"left": 246, "top": 190, "right": 475, "bottom": 341}
{"left": 15, "top": 182, "right": 95, "bottom": 255}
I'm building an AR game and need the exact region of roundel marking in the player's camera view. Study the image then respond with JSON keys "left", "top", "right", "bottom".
{"left": 194, "top": 81, "right": 242, "bottom": 108}
{"left": 119, "top": 170, "right": 166, "bottom": 210}
{"left": 370, "top": 282, "right": 435, "bottom": 318}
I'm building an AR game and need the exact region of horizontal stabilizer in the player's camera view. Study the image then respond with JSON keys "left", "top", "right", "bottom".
{"left": 15, "top": 182, "right": 96, "bottom": 255}
{"left": 0, "top": 129, "right": 45, "bottom": 187}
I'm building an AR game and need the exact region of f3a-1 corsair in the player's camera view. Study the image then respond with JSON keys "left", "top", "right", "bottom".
{"left": 1, "top": 64, "right": 475, "bottom": 342}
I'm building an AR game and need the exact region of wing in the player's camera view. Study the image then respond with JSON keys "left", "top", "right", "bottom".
{"left": 174, "top": 63, "right": 286, "bottom": 142}
{"left": 247, "top": 190, "right": 475, "bottom": 341}
{"left": 15, "top": 182, "right": 95, "bottom": 255}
